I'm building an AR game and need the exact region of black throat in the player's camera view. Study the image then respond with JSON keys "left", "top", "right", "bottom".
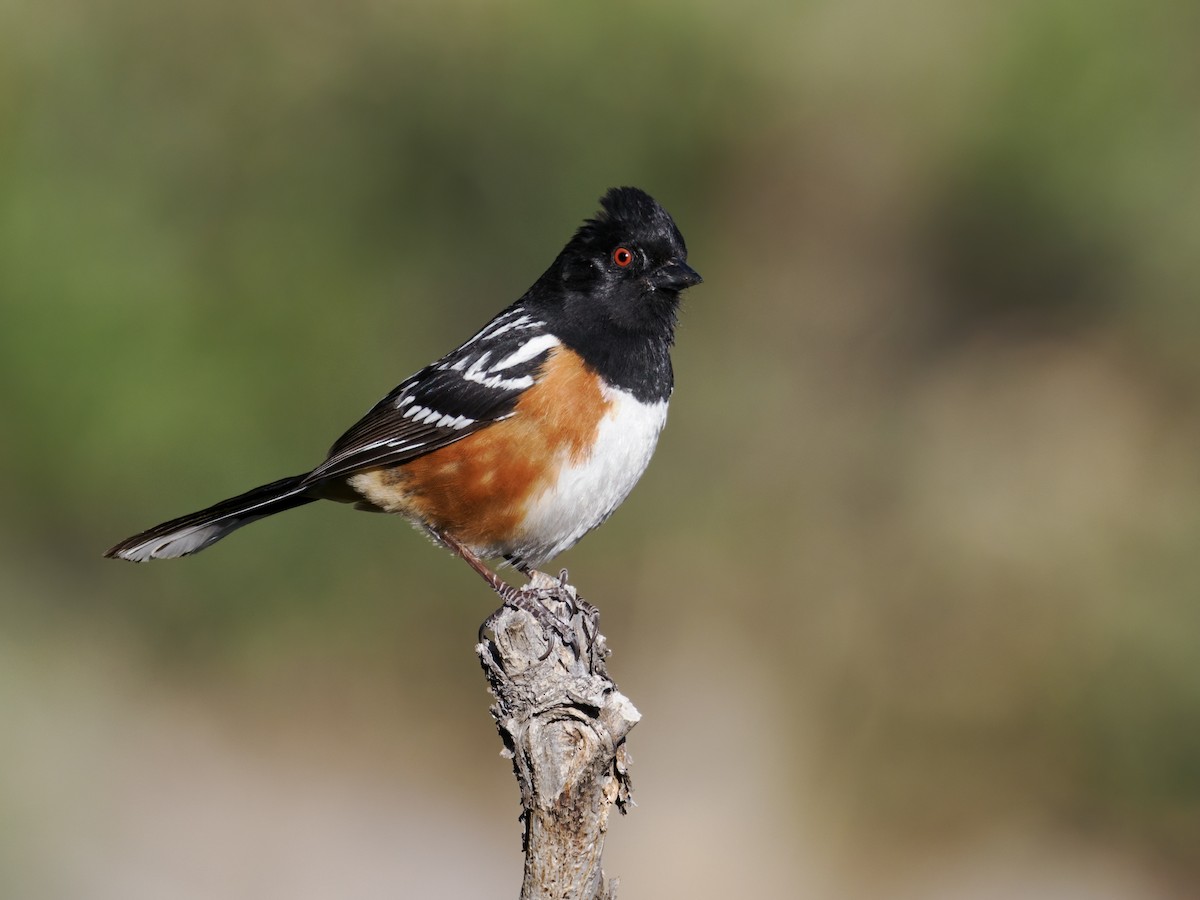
{"left": 556, "top": 323, "right": 675, "bottom": 404}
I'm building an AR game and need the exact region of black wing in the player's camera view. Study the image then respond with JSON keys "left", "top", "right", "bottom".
{"left": 301, "top": 305, "right": 557, "bottom": 485}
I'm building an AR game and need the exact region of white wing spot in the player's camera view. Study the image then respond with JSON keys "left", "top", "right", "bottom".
{"left": 480, "top": 313, "right": 531, "bottom": 343}
{"left": 436, "top": 413, "right": 475, "bottom": 429}
{"left": 491, "top": 334, "right": 560, "bottom": 372}
{"left": 464, "top": 352, "right": 536, "bottom": 391}
{"left": 460, "top": 307, "right": 525, "bottom": 349}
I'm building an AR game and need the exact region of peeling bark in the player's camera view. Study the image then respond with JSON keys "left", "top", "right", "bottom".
{"left": 477, "top": 572, "right": 639, "bottom": 900}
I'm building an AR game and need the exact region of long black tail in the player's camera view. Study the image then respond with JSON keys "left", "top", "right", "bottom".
{"left": 105, "top": 474, "right": 317, "bottom": 562}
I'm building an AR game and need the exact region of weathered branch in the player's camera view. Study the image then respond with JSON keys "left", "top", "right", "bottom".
{"left": 477, "top": 571, "right": 640, "bottom": 900}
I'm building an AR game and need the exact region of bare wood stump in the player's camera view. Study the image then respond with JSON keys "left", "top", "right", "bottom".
{"left": 477, "top": 571, "right": 640, "bottom": 900}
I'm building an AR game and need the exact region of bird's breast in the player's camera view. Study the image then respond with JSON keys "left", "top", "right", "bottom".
{"left": 510, "top": 380, "right": 668, "bottom": 563}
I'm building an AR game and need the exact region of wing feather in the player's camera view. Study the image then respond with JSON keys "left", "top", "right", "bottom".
{"left": 302, "top": 309, "right": 556, "bottom": 485}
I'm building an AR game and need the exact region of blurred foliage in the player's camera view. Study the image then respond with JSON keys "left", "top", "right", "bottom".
{"left": 3, "top": 0, "right": 1200, "bottom": 895}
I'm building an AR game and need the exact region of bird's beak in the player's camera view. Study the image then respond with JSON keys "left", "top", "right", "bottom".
{"left": 652, "top": 259, "right": 703, "bottom": 292}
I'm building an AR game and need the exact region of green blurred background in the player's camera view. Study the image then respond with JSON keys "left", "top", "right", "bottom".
{"left": 3, "top": 0, "right": 1200, "bottom": 896}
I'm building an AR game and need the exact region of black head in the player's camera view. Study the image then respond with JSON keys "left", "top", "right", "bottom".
{"left": 530, "top": 187, "right": 701, "bottom": 343}
{"left": 518, "top": 188, "right": 700, "bottom": 401}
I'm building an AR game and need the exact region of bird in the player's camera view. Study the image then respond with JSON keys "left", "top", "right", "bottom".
{"left": 105, "top": 187, "right": 701, "bottom": 608}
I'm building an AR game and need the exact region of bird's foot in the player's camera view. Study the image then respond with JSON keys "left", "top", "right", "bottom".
{"left": 479, "top": 581, "right": 575, "bottom": 657}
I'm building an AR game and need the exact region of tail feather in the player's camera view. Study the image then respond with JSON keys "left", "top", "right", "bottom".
{"left": 105, "top": 474, "right": 316, "bottom": 562}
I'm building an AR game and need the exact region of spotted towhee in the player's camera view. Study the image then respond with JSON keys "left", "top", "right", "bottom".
{"left": 105, "top": 187, "right": 701, "bottom": 602}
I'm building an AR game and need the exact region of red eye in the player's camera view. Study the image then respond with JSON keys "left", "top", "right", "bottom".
{"left": 613, "top": 247, "right": 633, "bottom": 268}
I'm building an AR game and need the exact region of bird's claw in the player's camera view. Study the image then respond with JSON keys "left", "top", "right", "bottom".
{"left": 479, "top": 583, "right": 578, "bottom": 659}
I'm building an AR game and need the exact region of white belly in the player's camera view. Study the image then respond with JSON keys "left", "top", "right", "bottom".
{"left": 512, "top": 384, "right": 669, "bottom": 564}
